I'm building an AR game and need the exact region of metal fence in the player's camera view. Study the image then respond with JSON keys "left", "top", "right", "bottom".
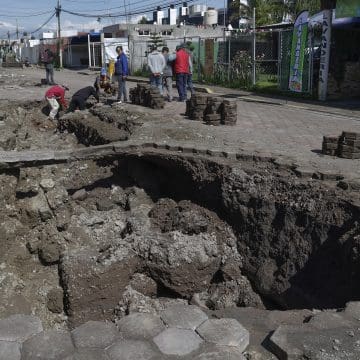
{"left": 127, "top": 28, "right": 314, "bottom": 94}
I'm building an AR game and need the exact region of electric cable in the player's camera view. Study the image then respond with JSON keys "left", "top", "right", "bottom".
{"left": 61, "top": 0, "right": 196, "bottom": 19}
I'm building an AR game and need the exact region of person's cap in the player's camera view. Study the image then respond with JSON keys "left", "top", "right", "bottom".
{"left": 100, "top": 67, "right": 107, "bottom": 76}
{"left": 61, "top": 84, "right": 69, "bottom": 90}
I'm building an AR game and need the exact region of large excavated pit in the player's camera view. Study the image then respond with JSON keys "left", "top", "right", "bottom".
{"left": 0, "top": 99, "right": 359, "bottom": 355}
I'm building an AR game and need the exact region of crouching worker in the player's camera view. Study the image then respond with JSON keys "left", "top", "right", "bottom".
{"left": 68, "top": 85, "right": 99, "bottom": 112}
{"left": 94, "top": 67, "right": 115, "bottom": 95}
{"left": 45, "top": 84, "right": 69, "bottom": 120}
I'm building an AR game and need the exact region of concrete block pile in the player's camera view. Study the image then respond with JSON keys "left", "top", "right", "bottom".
{"left": 129, "top": 84, "right": 165, "bottom": 109}
{"left": 186, "top": 94, "right": 238, "bottom": 126}
{"left": 338, "top": 131, "right": 360, "bottom": 159}
{"left": 186, "top": 94, "right": 208, "bottom": 121}
{"left": 322, "top": 135, "right": 340, "bottom": 156}
{"left": 322, "top": 131, "right": 360, "bottom": 159}
{"left": 221, "top": 99, "right": 238, "bottom": 125}
{"left": 204, "top": 97, "right": 222, "bottom": 126}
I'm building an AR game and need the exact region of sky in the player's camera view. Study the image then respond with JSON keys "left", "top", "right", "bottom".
{"left": 0, "top": 0, "right": 223, "bottom": 39}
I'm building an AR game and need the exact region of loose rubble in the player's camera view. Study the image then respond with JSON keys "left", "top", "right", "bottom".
{"left": 0, "top": 70, "right": 360, "bottom": 359}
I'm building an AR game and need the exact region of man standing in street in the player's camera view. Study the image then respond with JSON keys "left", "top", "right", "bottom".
{"left": 173, "top": 44, "right": 190, "bottom": 102}
{"left": 147, "top": 45, "right": 166, "bottom": 95}
{"left": 42, "top": 49, "right": 55, "bottom": 85}
{"left": 114, "top": 46, "right": 129, "bottom": 103}
{"left": 68, "top": 85, "right": 99, "bottom": 112}
{"left": 185, "top": 42, "right": 195, "bottom": 96}
{"left": 45, "top": 84, "right": 69, "bottom": 120}
{"left": 161, "top": 46, "right": 173, "bottom": 102}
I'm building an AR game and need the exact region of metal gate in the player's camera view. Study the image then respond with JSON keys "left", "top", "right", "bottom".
{"left": 88, "top": 40, "right": 102, "bottom": 69}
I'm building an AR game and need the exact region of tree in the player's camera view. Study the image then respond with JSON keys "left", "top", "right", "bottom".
{"left": 148, "top": 32, "right": 164, "bottom": 51}
{"left": 288, "top": 0, "right": 321, "bottom": 18}
{"left": 230, "top": 0, "right": 285, "bottom": 26}
{"left": 138, "top": 16, "right": 148, "bottom": 24}
{"left": 230, "top": 0, "right": 322, "bottom": 26}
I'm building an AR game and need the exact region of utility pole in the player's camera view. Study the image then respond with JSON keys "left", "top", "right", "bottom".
{"left": 252, "top": 7, "right": 256, "bottom": 86}
{"left": 16, "top": 19, "right": 19, "bottom": 40}
{"left": 56, "top": 0, "right": 63, "bottom": 67}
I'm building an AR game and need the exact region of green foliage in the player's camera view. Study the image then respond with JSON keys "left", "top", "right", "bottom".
{"left": 207, "top": 50, "right": 255, "bottom": 89}
{"left": 138, "top": 16, "right": 148, "bottom": 24}
{"left": 290, "top": 0, "right": 321, "bottom": 17}
{"left": 132, "top": 65, "right": 150, "bottom": 77}
{"left": 230, "top": 0, "right": 284, "bottom": 26}
{"left": 148, "top": 32, "right": 164, "bottom": 51}
{"left": 230, "top": 0, "right": 321, "bottom": 26}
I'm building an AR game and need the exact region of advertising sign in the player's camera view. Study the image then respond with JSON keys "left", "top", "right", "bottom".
{"left": 318, "top": 10, "right": 332, "bottom": 101}
{"left": 289, "top": 11, "right": 309, "bottom": 92}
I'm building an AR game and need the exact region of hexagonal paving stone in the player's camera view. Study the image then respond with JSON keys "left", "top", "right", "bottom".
{"left": 0, "top": 315, "right": 43, "bottom": 342}
{"left": 0, "top": 340, "right": 21, "bottom": 360}
{"left": 160, "top": 305, "right": 208, "bottom": 330}
{"left": 194, "top": 345, "right": 246, "bottom": 360}
{"left": 117, "top": 313, "right": 165, "bottom": 340}
{"left": 106, "top": 339, "right": 159, "bottom": 360}
{"left": 63, "top": 348, "right": 110, "bottom": 360}
{"left": 71, "top": 320, "right": 119, "bottom": 348}
{"left": 21, "top": 330, "right": 75, "bottom": 360}
{"left": 196, "top": 319, "right": 249, "bottom": 351}
{"left": 153, "top": 328, "right": 203, "bottom": 356}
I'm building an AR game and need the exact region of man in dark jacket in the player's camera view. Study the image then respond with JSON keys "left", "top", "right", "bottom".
{"left": 162, "top": 47, "right": 173, "bottom": 102}
{"left": 67, "top": 86, "right": 99, "bottom": 112}
{"left": 114, "top": 46, "right": 129, "bottom": 103}
{"left": 42, "top": 49, "right": 55, "bottom": 85}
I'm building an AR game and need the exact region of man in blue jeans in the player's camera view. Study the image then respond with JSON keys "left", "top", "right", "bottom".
{"left": 147, "top": 45, "right": 166, "bottom": 94}
{"left": 114, "top": 46, "right": 129, "bottom": 103}
{"left": 172, "top": 44, "right": 190, "bottom": 102}
{"left": 42, "top": 49, "right": 55, "bottom": 85}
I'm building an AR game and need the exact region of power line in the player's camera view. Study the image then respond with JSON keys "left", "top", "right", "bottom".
{"left": 61, "top": 0, "right": 196, "bottom": 19}
{"left": 0, "top": 10, "right": 53, "bottom": 18}
{"left": 0, "top": 11, "right": 56, "bottom": 39}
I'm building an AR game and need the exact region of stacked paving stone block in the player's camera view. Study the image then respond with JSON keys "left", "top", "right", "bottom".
{"left": 186, "top": 94, "right": 208, "bottom": 121}
{"left": 322, "top": 135, "right": 340, "bottom": 156}
{"left": 338, "top": 131, "right": 360, "bottom": 159}
{"left": 322, "top": 132, "right": 360, "bottom": 159}
{"left": 186, "top": 94, "right": 238, "bottom": 126}
{"left": 129, "top": 84, "right": 165, "bottom": 109}
{"left": 204, "top": 97, "right": 222, "bottom": 126}
{"left": 221, "top": 99, "right": 237, "bottom": 126}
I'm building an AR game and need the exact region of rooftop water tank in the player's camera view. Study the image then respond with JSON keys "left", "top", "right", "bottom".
{"left": 204, "top": 9, "right": 218, "bottom": 26}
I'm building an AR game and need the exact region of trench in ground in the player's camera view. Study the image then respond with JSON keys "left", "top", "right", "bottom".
{"left": 0, "top": 100, "right": 359, "bottom": 329}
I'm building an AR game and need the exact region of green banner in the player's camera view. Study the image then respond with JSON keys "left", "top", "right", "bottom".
{"left": 289, "top": 11, "right": 309, "bottom": 93}
{"left": 336, "top": 0, "right": 360, "bottom": 18}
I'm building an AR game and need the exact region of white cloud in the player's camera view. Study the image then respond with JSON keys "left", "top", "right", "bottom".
{"left": 0, "top": 21, "right": 17, "bottom": 30}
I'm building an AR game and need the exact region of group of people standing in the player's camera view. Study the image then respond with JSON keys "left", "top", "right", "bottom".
{"left": 147, "top": 43, "right": 194, "bottom": 102}
{"left": 42, "top": 42, "right": 196, "bottom": 120}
